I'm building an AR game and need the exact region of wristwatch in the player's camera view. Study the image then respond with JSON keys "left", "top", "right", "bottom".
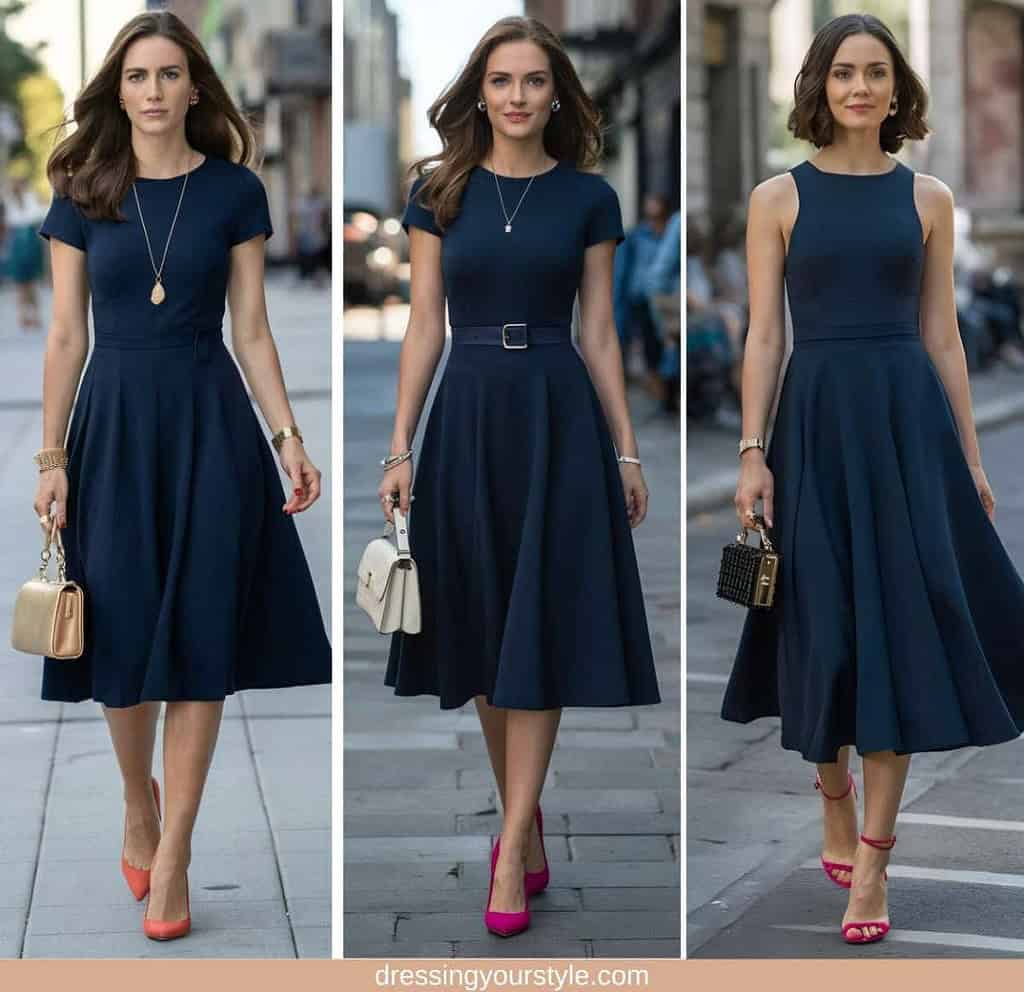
{"left": 738, "top": 436, "right": 765, "bottom": 457}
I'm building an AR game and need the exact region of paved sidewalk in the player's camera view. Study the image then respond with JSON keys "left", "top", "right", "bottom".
{"left": 342, "top": 322, "right": 681, "bottom": 959}
{"left": 0, "top": 279, "right": 331, "bottom": 958}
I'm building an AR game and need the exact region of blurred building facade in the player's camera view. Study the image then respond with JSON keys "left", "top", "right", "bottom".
{"left": 343, "top": 0, "right": 412, "bottom": 217}
{"left": 687, "top": 0, "right": 773, "bottom": 229}
{"left": 524, "top": 1, "right": 681, "bottom": 229}
{"left": 153, "top": 0, "right": 331, "bottom": 264}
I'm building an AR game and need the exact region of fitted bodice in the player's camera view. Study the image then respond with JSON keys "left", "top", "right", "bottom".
{"left": 784, "top": 159, "right": 924, "bottom": 341}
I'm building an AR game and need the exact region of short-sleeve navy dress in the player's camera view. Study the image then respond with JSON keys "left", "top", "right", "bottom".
{"left": 384, "top": 162, "right": 662, "bottom": 710}
{"left": 38, "top": 155, "right": 331, "bottom": 706}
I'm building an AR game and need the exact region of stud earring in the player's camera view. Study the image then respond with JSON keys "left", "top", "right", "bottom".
{"left": 189, "top": 93, "right": 199, "bottom": 106}
{"left": 119, "top": 97, "right": 125, "bottom": 109}
{"left": 889, "top": 98, "right": 898, "bottom": 116}
{"left": 551, "top": 98, "right": 561, "bottom": 112}
{"left": 477, "top": 99, "right": 486, "bottom": 112}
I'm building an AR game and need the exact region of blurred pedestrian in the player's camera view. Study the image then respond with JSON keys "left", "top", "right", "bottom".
{"left": 293, "top": 182, "right": 329, "bottom": 287}
{"left": 34, "top": 10, "right": 330, "bottom": 944}
{"left": 721, "top": 13, "right": 1024, "bottom": 950}
{"left": 4, "top": 165, "right": 47, "bottom": 330}
{"left": 613, "top": 192, "right": 670, "bottom": 391}
{"left": 379, "top": 14, "right": 661, "bottom": 941}
{"left": 647, "top": 209, "right": 681, "bottom": 413}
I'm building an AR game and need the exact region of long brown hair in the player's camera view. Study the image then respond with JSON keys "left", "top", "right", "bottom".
{"left": 788, "top": 13, "right": 929, "bottom": 152}
{"left": 46, "top": 10, "right": 256, "bottom": 221}
{"left": 410, "top": 16, "right": 603, "bottom": 231}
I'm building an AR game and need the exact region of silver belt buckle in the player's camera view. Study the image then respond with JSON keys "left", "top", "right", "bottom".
{"left": 501, "top": 323, "right": 528, "bottom": 349}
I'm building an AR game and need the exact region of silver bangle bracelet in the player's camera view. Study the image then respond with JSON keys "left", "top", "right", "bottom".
{"left": 617, "top": 455, "right": 641, "bottom": 466}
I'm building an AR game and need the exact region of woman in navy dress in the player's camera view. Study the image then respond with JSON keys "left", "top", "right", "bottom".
{"left": 378, "top": 17, "right": 662, "bottom": 938}
{"left": 721, "top": 14, "right": 1024, "bottom": 946}
{"left": 33, "top": 12, "right": 330, "bottom": 941}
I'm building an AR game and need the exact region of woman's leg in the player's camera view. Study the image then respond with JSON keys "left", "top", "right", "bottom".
{"left": 146, "top": 700, "right": 225, "bottom": 921}
{"left": 843, "top": 750, "right": 910, "bottom": 939}
{"left": 103, "top": 702, "right": 162, "bottom": 869}
{"left": 473, "top": 696, "right": 547, "bottom": 874}
{"left": 486, "top": 706, "right": 562, "bottom": 914}
{"left": 817, "top": 745, "right": 859, "bottom": 885}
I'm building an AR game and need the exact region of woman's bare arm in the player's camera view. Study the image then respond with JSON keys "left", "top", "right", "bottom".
{"left": 915, "top": 175, "right": 982, "bottom": 468}
{"left": 227, "top": 234, "right": 321, "bottom": 513}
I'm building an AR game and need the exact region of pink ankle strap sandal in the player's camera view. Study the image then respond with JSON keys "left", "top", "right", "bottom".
{"left": 815, "top": 772, "right": 857, "bottom": 888}
{"left": 842, "top": 833, "right": 896, "bottom": 945}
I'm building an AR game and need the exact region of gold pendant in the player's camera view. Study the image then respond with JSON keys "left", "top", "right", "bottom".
{"left": 150, "top": 279, "right": 165, "bottom": 305}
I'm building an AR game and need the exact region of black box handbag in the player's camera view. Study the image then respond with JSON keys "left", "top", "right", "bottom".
{"left": 716, "top": 513, "right": 780, "bottom": 610}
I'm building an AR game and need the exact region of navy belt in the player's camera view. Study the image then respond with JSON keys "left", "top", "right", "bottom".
{"left": 93, "top": 325, "right": 223, "bottom": 364}
{"left": 450, "top": 323, "right": 571, "bottom": 349}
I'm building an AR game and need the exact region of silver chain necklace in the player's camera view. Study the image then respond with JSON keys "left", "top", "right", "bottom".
{"left": 131, "top": 152, "right": 194, "bottom": 305}
{"left": 492, "top": 168, "right": 537, "bottom": 234}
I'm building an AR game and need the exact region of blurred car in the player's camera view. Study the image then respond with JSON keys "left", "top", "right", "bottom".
{"left": 344, "top": 205, "right": 405, "bottom": 305}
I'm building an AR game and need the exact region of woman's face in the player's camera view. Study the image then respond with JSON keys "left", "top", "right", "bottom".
{"left": 824, "top": 32, "right": 896, "bottom": 134}
{"left": 119, "top": 35, "right": 196, "bottom": 138}
{"left": 479, "top": 40, "right": 556, "bottom": 146}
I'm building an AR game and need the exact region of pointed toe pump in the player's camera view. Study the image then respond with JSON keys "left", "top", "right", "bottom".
{"left": 121, "top": 777, "right": 161, "bottom": 901}
{"left": 143, "top": 873, "right": 191, "bottom": 941}
{"left": 484, "top": 839, "right": 530, "bottom": 937}
{"left": 524, "top": 806, "right": 550, "bottom": 897}
{"left": 815, "top": 771, "right": 857, "bottom": 888}
{"left": 842, "top": 834, "right": 896, "bottom": 945}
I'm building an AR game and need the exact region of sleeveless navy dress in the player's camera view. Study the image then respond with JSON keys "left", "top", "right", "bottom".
{"left": 384, "top": 163, "right": 662, "bottom": 711}
{"left": 38, "top": 155, "right": 331, "bottom": 706}
{"left": 721, "top": 159, "right": 1024, "bottom": 762}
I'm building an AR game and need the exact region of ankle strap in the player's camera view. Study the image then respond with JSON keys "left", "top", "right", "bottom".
{"left": 814, "top": 771, "right": 855, "bottom": 801}
{"left": 860, "top": 833, "right": 896, "bottom": 850}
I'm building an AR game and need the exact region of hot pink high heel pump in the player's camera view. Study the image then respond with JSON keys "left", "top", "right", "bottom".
{"left": 842, "top": 833, "right": 896, "bottom": 944}
{"left": 524, "top": 806, "right": 550, "bottom": 897}
{"left": 484, "top": 838, "right": 530, "bottom": 937}
{"left": 815, "top": 771, "right": 857, "bottom": 888}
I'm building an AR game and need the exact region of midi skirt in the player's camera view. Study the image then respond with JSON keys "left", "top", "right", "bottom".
{"left": 385, "top": 337, "right": 662, "bottom": 710}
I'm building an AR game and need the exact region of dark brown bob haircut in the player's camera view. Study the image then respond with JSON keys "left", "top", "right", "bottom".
{"left": 788, "top": 13, "right": 929, "bottom": 152}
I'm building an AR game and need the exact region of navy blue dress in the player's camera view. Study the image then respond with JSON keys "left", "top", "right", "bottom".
{"left": 384, "top": 162, "right": 662, "bottom": 711}
{"left": 38, "top": 155, "right": 331, "bottom": 706}
{"left": 721, "top": 159, "right": 1024, "bottom": 762}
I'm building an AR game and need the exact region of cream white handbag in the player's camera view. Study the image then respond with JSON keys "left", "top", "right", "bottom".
{"left": 355, "top": 505, "right": 421, "bottom": 634}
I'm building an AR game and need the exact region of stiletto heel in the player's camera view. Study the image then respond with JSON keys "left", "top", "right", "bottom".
{"left": 815, "top": 771, "right": 857, "bottom": 888}
{"left": 143, "top": 872, "right": 191, "bottom": 941}
{"left": 842, "top": 833, "right": 896, "bottom": 945}
{"left": 484, "top": 838, "right": 530, "bottom": 937}
{"left": 121, "top": 777, "right": 161, "bottom": 901}
{"left": 524, "top": 806, "right": 550, "bottom": 897}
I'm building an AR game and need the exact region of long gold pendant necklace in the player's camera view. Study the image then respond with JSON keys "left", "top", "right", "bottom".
{"left": 132, "top": 153, "right": 192, "bottom": 305}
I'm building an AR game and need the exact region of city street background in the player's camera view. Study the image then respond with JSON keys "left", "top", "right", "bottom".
{"left": 0, "top": 275, "right": 331, "bottom": 958}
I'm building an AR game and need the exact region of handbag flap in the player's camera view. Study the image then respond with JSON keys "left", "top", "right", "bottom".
{"left": 356, "top": 538, "right": 399, "bottom": 602}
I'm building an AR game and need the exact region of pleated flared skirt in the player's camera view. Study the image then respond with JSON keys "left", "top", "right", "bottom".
{"left": 721, "top": 333, "right": 1024, "bottom": 761}
{"left": 384, "top": 337, "right": 662, "bottom": 710}
{"left": 42, "top": 330, "right": 331, "bottom": 705}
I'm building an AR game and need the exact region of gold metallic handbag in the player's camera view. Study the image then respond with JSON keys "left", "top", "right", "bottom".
{"left": 716, "top": 513, "right": 780, "bottom": 610}
{"left": 355, "top": 504, "right": 421, "bottom": 634}
{"left": 11, "top": 521, "right": 85, "bottom": 659}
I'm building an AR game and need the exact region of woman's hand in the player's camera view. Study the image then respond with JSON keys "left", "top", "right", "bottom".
{"left": 969, "top": 462, "right": 996, "bottom": 521}
{"left": 620, "top": 463, "right": 649, "bottom": 528}
{"left": 278, "top": 439, "right": 321, "bottom": 514}
{"left": 378, "top": 458, "right": 412, "bottom": 525}
{"left": 735, "top": 451, "right": 774, "bottom": 529}
{"left": 34, "top": 467, "right": 69, "bottom": 530}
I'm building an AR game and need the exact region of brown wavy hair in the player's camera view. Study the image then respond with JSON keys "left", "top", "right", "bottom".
{"left": 409, "top": 16, "right": 604, "bottom": 231}
{"left": 46, "top": 10, "right": 256, "bottom": 221}
{"left": 788, "top": 13, "right": 929, "bottom": 152}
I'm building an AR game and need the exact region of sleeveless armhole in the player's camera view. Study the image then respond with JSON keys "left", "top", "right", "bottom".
{"left": 782, "top": 168, "right": 802, "bottom": 262}
{"left": 908, "top": 168, "right": 926, "bottom": 248}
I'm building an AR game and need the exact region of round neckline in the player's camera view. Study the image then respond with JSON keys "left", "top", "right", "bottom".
{"left": 804, "top": 158, "right": 900, "bottom": 177}
{"left": 477, "top": 159, "right": 562, "bottom": 180}
{"left": 134, "top": 154, "right": 209, "bottom": 182}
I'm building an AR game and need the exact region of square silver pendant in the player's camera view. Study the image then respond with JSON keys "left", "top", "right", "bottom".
{"left": 505, "top": 224, "right": 511, "bottom": 233}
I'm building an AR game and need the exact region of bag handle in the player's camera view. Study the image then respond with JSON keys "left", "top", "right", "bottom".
{"left": 387, "top": 502, "right": 412, "bottom": 560}
{"left": 735, "top": 513, "right": 775, "bottom": 553}
{"left": 38, "top": 518, "right": 68, "bottom": 583}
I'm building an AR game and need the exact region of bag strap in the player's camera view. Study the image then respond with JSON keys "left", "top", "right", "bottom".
{"left": 38, "top": 519, "right": 68, "bottom": 583}
{"left": 392, "top": 505, "right": 412, "bottom": 560}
